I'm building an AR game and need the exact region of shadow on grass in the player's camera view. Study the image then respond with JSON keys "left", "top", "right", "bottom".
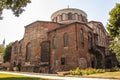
{"left": 0, "top": 77, "right": 47, "bottom": 80}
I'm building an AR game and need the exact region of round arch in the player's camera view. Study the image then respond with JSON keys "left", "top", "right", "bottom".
{"left": 95, "top": 49, "right": 105, "bottom": 69}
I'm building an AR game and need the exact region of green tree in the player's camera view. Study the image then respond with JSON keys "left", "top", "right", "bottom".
{"left": 107, "top": 3, "right": 120, "bottom": 37}
{"left": 3, "top": 43, "right": 12, "bottom": 63}
{"left": 0, "top": 0, "right": 31, "bottom": 19}
{"left": 109, "top": 37, "right": 120, "bottom": 62}
{"left": 107, "top": 3, "right": 120, "bottom": 62}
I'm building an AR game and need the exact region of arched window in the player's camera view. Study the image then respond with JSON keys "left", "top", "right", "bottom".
{"left": 88, "top": 33, "right": 92, "bottom": 50}
{"left": 55, "top": 17, "right": 57, "bottom": 22}
{"left": 57, "top": 15, "right": 60, "bottom": 22}
{"left": 60, "top": 15, "right": 62, "bottom": 21}
{"left": 79, "top": 14, "right": 82, "bottom": 21}
{"left": 80, "top": 29, "right": 84, "bottom": 48}
{"left": 62, "top": 13, "right": 66, "bottom": 20}
{"left": 52, "top": 36, "right": 56, "bottom": 49}
{"left": 68, "top": 13, "right": 72, "bottom": 20}
{"left": 75, "top": 13, "right": 78, "bottom": 20}
{"left": 41, "top": 42, "right": 50, "bottom": 62}
{"left": 63, "top": 33, "right": 69, "bottom": 47}
{"left": 81, "top": 15, "right": 84, "bottom": 22}
{"left": 26, "top": 43, "right": 31, "bottom": 62}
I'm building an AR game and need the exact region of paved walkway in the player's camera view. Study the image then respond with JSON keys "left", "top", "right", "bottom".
{"left": 0, "top": 71, "right": 117, "bottom": 80}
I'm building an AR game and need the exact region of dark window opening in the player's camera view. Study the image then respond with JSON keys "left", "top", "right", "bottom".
{"left": 68, "top": 13, "right": 72, "bottom": 20}
{"left": 91, "top": 61, "right": 95, "bottom": 68}
{"left": 61, "top": 57, "right": 65, "bottom": 65}
{"left": 88, "top": 33, "right": 92, "bottom": 50}
{"left": 94, "top": 34, "right": 98, "bottom": 45}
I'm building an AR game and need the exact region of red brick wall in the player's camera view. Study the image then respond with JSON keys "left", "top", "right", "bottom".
{"left": 48, "top": 23, "right": 93, "bottom": 72}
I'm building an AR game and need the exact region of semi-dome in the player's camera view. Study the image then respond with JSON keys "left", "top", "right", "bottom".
{"left": 51, "top": 8, "right": 88, "bottom": 24}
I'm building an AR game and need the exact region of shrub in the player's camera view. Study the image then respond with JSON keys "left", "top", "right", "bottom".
{"left": 69, "top": 67, "right": 105, "bottom": 76}
{"left": 70, "top": 67, "right": 82, "bottom": 75}
{"left": 95, "top": 69, "right": 105, "bottom": 73}
{"left": 110, "top": 67, "right": 120, "bottom": 72}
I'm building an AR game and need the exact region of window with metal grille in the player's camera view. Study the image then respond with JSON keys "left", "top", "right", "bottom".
{"left": 41, "top": 42, "right": 50, "bottom": 62}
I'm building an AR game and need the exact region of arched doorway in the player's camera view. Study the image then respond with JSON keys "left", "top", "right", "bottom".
{"left": 105, "top": 59, "right": 112, "bottom": 69}
{"left": 95, "top": 51, "right": 104, "bottom": 69}
{"left": 91, "top": 56, "right": 96, "bottom": 68}
{"left": 91, "top": 61, "right": 95, "bottom": 68}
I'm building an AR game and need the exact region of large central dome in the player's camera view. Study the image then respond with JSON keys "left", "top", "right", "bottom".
{"left": 51, "top": 8, "right": 87, "bottom": 24}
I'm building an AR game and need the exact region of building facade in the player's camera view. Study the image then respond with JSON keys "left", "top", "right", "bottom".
{"left": 11, "top": 8, "right": 118, "bottom": 73}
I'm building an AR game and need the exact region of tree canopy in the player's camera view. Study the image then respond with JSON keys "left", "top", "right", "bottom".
{"left": 0, "top": 0, "right": 31, "bottom": 19}
{"left": 107, "top": 3, "right": 120, "bottom": 37}
{"left": 109, "top": 37, "right": 120, "bottom": 62}
{"left": 107, "top": 3, "right": 120, "bottom": 62}
{"left": 3, "top": 43, "right": 12, "bottom": 63}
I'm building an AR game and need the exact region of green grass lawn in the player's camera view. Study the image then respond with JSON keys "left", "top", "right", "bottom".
{"left": 0, "top": 73, "right": 47, "bottom": 80}
{"left": 88, "top": 71, "right": 120, "bottom": 79}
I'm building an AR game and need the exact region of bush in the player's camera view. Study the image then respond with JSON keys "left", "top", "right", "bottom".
{"left": 70, "top": 67, "right": 82, "bottom": 75}
{"left": 69, "top": 67, "right": 105, "bottom": 76}
{"left": 110, "top": 67, "right": 120, "bottom": 72}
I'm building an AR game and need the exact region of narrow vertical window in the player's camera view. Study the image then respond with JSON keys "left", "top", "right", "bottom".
{"left": 64, "top": 33, "right": 69, "bottom": 47}
{"left": 26, "top": 43, "right": 31, "bottom": 62}
{"left": 80, "top": 29, "right": 84, "bottom": 48}
{"left": 52, "top": 36, "right": 56, "bottom": 49}
{"left": 88, "top": 33, "right": 92, "bottom": 50}
{"left": 68, "top": 13, "right": 72, "bottom": 20}
{"left": 41, "top": 42, "right": 50, "bottom": 62}
{"left": 61, "top": 57, "right": 65, "bottom": 65}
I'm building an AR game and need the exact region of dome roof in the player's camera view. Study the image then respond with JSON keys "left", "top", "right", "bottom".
{"left": 51, "top": 8, "right": 88, "bottom": 24}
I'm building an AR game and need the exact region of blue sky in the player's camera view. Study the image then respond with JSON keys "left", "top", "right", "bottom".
{"left": 0, "top": 0, "right": 119, "bottom": 45}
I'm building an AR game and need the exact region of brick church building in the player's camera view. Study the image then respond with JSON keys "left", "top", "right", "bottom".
{"left": 11, "top": 8, "right": 118, "bottom": 73}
